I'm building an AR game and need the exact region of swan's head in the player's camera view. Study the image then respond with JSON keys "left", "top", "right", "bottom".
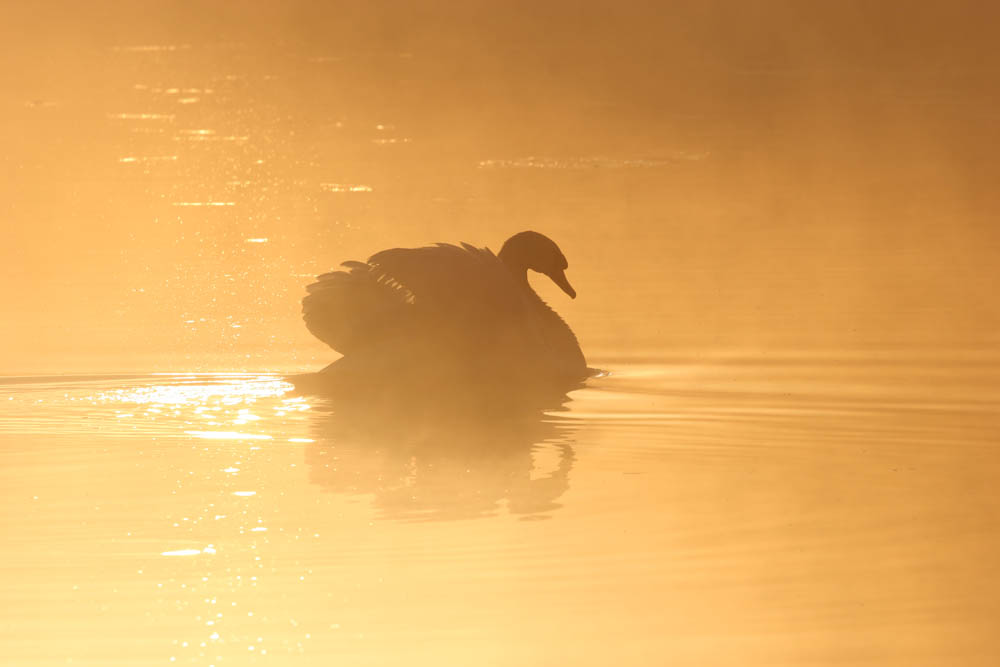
{"left": 498, "top": 231, "right": 576, "bottom": 299}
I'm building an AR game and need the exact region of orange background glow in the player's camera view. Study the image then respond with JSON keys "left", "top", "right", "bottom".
{"left": 3, "top": 1, "right": 998, "bottom": 373}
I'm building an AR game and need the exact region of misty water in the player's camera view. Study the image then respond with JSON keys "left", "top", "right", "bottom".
{"left": 3, "top": 3, "right": 1000, "bottom": 665}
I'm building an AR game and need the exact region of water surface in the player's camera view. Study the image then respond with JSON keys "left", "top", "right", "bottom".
{"left": 3, "top": 351, "right": 998, "bottom": 665}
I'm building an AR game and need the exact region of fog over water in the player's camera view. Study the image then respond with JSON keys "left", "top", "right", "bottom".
{"left": 4, "top": 1, "right": 999, "bottom": 371}
{"left": 2, "top": 2, "right": 999, "bottom": 665}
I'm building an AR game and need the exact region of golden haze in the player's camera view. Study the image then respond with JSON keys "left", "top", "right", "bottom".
{"left": 1, "top": 2, "right": 999, "bottom": 666}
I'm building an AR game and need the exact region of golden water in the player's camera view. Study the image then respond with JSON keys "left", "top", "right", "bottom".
{"left": 3, "top": 354, "right": 999, "bottom": 665}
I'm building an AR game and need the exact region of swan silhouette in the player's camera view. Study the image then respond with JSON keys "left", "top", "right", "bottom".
{"left": 296, "top": 231, "right": 587, "bottom": 398}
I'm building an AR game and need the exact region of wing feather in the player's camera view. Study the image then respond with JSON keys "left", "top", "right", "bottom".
{"left": 302, "top": 262, "right": 414, "bottom": 355}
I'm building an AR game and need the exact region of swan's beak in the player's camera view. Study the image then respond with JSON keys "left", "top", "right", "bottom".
{"left": 549, "top": 269, "right": 577, "bottom": 299}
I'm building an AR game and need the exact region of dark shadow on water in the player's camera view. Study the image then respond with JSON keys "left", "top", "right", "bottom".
{"left": 294, "top": 373, "right": 580, "bottom": 522}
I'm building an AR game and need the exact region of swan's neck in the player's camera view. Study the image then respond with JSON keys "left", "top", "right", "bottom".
{"left": 498, "top": 250, "right": 532, "bottom": 289}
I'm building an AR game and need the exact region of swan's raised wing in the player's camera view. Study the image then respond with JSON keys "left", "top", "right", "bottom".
{"left": 302, "top": 243, "right": 506, "bottom": 355}
{"left": 366, "top": 243, "right": 527, "bottom": 318}
{"left": 302, "top": 262, "right": 415, "bottom": 355}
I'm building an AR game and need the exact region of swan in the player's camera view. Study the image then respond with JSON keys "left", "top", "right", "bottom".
{"left": 298, "top": 231, "right": 587, "bottom": 395}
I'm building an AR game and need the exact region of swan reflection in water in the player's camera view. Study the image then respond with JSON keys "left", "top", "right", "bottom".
{"left": 294, "top": 231, "right": 588, "bottom": 519}
{"left": 302, "top": 392, "right": 577, "bottom": 521}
